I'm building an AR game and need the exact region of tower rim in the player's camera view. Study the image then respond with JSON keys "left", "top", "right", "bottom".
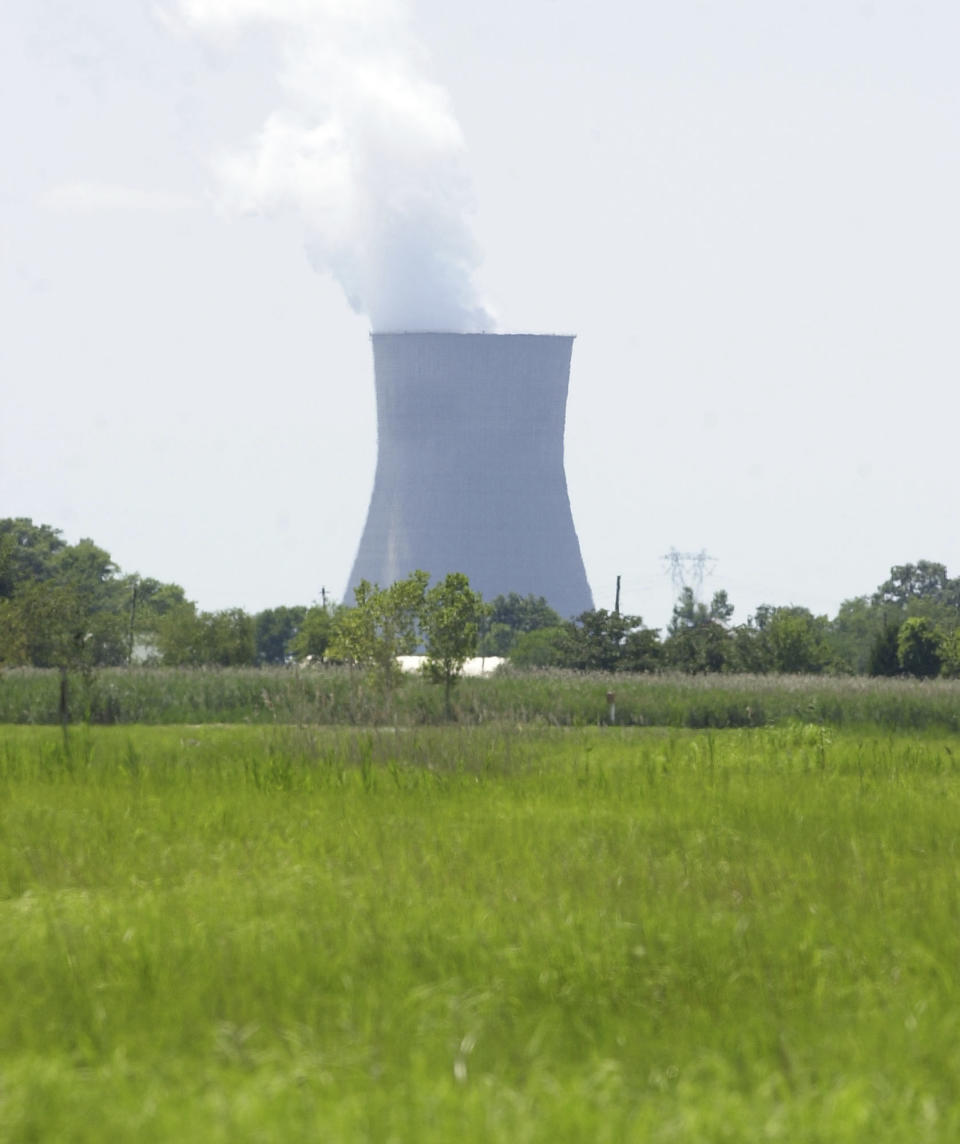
{"left": 370, "top": 330, "right": 577, "bottom": 339}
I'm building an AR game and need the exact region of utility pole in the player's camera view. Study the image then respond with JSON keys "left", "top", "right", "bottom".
{"left": 614, "top": 575, "right": 621, "bottom": 615}
{"left": 127, "top": 576, "right": 139, "bottom": 665}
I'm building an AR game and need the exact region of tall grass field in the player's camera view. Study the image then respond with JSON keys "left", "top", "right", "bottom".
{"left": 6, "top": 665, "right": 960, "bottom": 730}
{"left": 3, "top": 722, "right": 960, "bottom": 1139}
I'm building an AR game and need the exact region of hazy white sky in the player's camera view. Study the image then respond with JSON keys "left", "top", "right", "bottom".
{"left": 2, "top": 0, "right": 958, "bottom": 629}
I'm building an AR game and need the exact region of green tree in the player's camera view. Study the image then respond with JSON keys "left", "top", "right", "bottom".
{"left": 0, "top": 521, "right": 135, "bottom": 726}
{"left": 897, "top": 617, "right": 942, "bottom": 678}
{"left": 0, "top": 579, "right": 127, "bottom": 726}
{"left": 729, "top": 616, "right": 775, "bottom": 674}
{"left": 557, "top": 609, "right": 655, "bottom": 672}
{"left": 328, "top": 572, "right": 429, "bottom": 690}
{"left": 289, "top": 603, "right": 339, "bottom": 662}
{"left": 870, "top": 560, "right": 960, "bottom": 635}
{"left": 867, "top": 621, "right": 902, "bottom": 677}
{"left": 0, "top": 598, "right": 24, "bottom": 666}
{"left": 938, "top": 629, "right": 960, "bottom": 679}
{"left": 125, "top": 577, "right": 188, "bottom": 658}
{"left": 0, "top": 517, "right": 267, "bottom": 672}
{"left": 54, "top": 537, "right": 119, "bottom": 599}
{"left": 63, "top": 540, "right": 129, "bottom": 666}
{"left": 478, "top": 622, "right": 516, "bottom": 657}
{"left": 205, "top": 609, "right": 256, "bottom": 666}
{"left": 663, "top": 620, "right": 730, "bottom": 673}
{"left": 255, "top": 605, "right": 307, "bottom": 664}
{"left": 874, "top": 561, "right": 950, "bottom": 608}
{"left": 827, "top": 596, "right": 885, "bottom": 675}
{"left": 620, "top": 627, "right": 663, "bottom": 672}
{"left": 662, "top": 589, "right": 735, "bottom": 673}
{"left": 155, "top": 603, "right": 206, "bottom": 666}
{"left": 155, "top": 605, "right": 256, "bottom": 666}
{"left": 0, "top": 518, "right": 68, "bottom": 598}
{"left": 667, "top": 588, "right": 734, "bottom": 631}
{"left": 478, "top": 593, "right": 562, "bottom": 656}
{"left": 824, "top": 561, "right": 960, "bottom": 676}
{"left": 727, "top": 605, "right": 830, "bottom": 676}
{"left": 284, "top": 599, "right": 340, "bottom": 663}
{"left": 0, "top": 581, "right": 85, "bottom": 669}
{"left": 130, "top": 577, "right": 188, "bottom": 620}
{"left": 508, "top": 626, "right": 567, "bottom": 668}
{"left": 0, "top": 529, "right": 128, "bottom": 671}
{"left": 765, "top": 607, "right": 831, "bottom": 674}
{"left": 419, "top": 572, "right": 485, "bottom": 716}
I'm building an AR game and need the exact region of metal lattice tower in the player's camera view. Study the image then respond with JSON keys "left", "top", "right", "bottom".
{"left": 662, "top": 548, "right": 716, "bottom": 600}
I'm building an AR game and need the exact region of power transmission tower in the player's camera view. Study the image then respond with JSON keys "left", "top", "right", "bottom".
{"left": 662, "top": 548, "right": 716, "bottom": 600}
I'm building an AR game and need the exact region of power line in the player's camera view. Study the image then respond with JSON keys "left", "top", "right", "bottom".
{"left": 662, "top": 548, "right": 717, "bottom": 600}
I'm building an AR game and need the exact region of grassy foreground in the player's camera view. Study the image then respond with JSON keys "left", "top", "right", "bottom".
{"left": 2, "top": 723, "right": 960, "bottom": 1140}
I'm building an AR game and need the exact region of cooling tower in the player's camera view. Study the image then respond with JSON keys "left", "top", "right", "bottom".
{"left": 346, "top": 332, "right": 593, "bottom": 618}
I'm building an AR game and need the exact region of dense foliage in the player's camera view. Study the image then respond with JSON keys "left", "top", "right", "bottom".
{"left": 516, "top": 565, "right": 960, "bottom": 678}
{"left": 6, "top": 518, "right": 960, "bottom": 680}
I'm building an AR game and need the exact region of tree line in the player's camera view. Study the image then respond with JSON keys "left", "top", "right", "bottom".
{"left": 500, "top": 564, "right": 960, "bottom": 678}
{"left": 3, "top": 518, "right": 960, "bottom": 680}
{"left": 0, "top": 520, "right": 484, "bottom": 709}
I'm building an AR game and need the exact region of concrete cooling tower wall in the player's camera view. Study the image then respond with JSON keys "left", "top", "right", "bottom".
{"left": 346, "top": 332, "right": 593, "bottom": 619}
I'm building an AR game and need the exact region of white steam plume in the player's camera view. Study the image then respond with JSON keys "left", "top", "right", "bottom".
{"left": 172, "top": 0, "right": 495, "bottom": 331}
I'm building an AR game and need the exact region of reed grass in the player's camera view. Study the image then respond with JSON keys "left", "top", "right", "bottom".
{"left": 3, "top": 665, "right": 960, "bottom": 731}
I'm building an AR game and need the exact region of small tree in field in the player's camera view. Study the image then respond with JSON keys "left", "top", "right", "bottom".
{"left": 0, "top": 580, "right": 120, "bottom": 728}
{"left": 329, "top": 572, "right": 429, "bottom": 691}
{"left": 420, "top": 572, "right": 485, "bottom": 717}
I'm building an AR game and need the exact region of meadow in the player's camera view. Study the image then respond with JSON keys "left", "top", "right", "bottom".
{"left": 3, "top": 720, "right": 960, "bottom": 1140}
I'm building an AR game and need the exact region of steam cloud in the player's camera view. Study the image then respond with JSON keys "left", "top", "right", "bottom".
{"left": 172, "top": 0, "right": 495, "bottom": 332}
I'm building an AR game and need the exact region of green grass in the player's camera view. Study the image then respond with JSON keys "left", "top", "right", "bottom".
{"left": 5, "top": 664, "right": 960, "bottom": 730}
{"left": 2, "top": 723, "right": 960, "bottom": 1139}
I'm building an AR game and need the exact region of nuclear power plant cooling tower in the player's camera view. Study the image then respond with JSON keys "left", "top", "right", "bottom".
{"left": 346, "top": 332, "right": 593, "bottom": 618}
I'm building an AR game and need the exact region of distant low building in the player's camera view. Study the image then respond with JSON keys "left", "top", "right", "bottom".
{"left": 396, "top": 655, "right": 505, "bottom": 677}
